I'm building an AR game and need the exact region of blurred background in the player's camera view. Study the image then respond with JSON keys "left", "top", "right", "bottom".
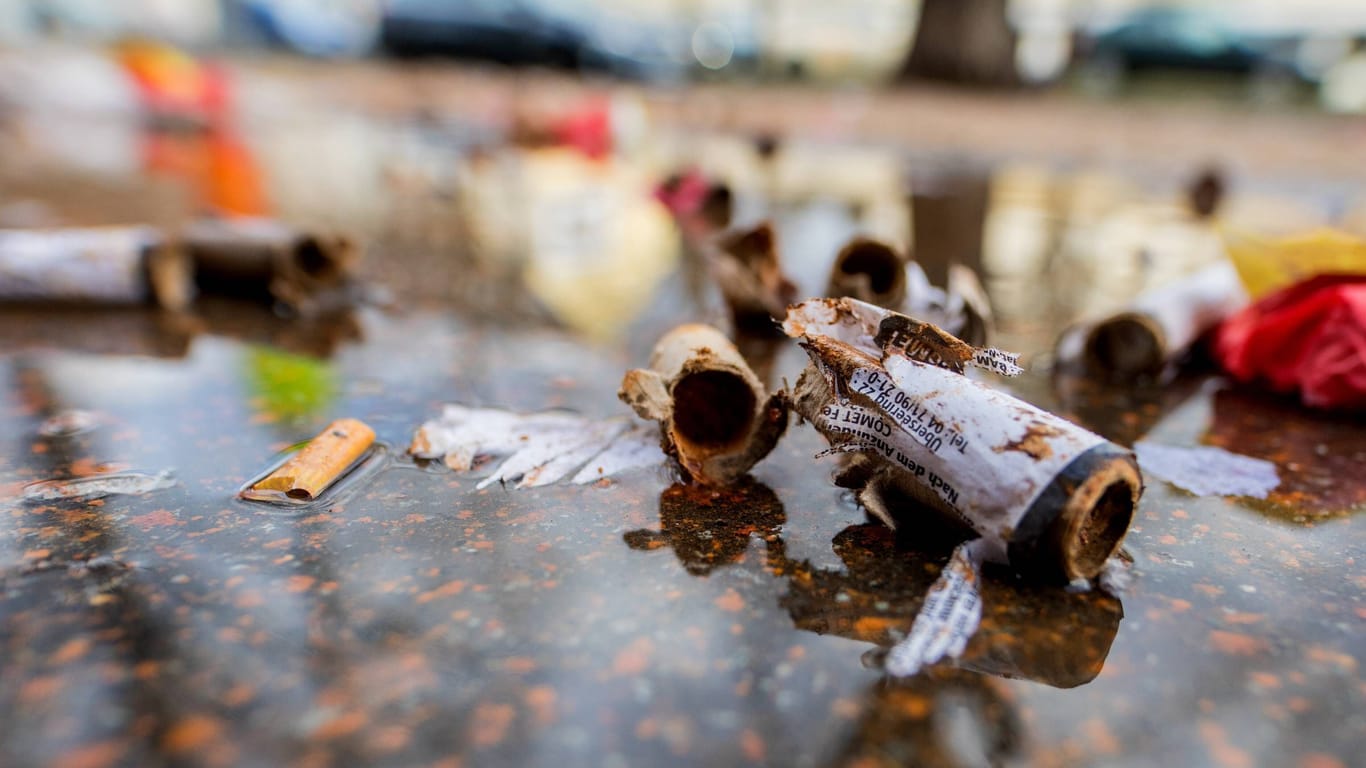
{"left": 1, "top": 0, "right": 1364, "bottom": 348}
{"left": 2, "top": 0, "right": 1364, "bottom": 97}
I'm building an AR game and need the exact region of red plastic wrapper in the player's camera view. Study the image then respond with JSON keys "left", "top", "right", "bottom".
{"left": 1214, "top": 274, "right": 1366, "bottom": 410}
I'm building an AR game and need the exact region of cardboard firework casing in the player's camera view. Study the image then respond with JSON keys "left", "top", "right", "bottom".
{"left": 786, "top": 298, "right": 1141, "bottom": 582}
{"left": 183, "top": 218, "right": 358, "bottom": 313}
{"left": 1060, "top": 260, "right": 1248, "bottom": 379}
{"left": 827, "top": 238, "right": 908, "bottom": 309}
{"left": 0, "top": 226, "right": 193, "bottom": 310}
{"left": 620, "top": 323, "right": 788, "bottom": 485}
{"left": 708, "top": 223, "right": 797, "bottom": 333}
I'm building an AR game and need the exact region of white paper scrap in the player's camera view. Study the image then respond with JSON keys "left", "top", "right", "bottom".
{"left": 411, "top": 405, "right": 664, "bottom": 489}
{"left": 885, "top": 539, "right": 988, "bottom": 677}
{"left": 22, "top": 469, "right": 177, "bottom": 502}
{"left": 1134, "top": 441, "right": 1279, "bottom": 499}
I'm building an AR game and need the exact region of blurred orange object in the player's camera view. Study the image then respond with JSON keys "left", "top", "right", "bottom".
{"left": 142, "top": 130, "right": 269, "bottom": 218}
{"left": 115, "top": 40, "right": 229, "bottom": 124}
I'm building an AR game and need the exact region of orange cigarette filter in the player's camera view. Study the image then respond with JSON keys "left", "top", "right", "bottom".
{"left": 249, "top": 418, "right": 375, "bottom": 501}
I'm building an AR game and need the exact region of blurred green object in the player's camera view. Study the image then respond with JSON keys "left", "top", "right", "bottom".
{"left": 245, "top": 345, "right": 337, "bottom": 421}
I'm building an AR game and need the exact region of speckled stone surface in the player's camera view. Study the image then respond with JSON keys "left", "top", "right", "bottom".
{"left": 0, "top": 298, "right": 1360, "bottom": 768}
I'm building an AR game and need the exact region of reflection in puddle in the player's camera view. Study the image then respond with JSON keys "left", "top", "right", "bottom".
{"left": 625, "top": 479, "right": 785, "bottom": 577}
{"left": 630, "top": 483, "right": 1122, "bottom": 686}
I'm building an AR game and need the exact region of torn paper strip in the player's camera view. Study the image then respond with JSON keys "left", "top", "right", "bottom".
{"left": 22, "top": 470, "right": 177, "bottom": 502}
{"left": 410, "top": 405, "right": 664, "bottom": 488}
{"left": 884, "top": 539, "right": 988, "bottom": 677}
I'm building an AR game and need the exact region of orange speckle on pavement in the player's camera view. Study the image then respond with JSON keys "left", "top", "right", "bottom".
{"left": 469, "top": 703, "right": 516, "bottom": 748}
{"left": 1197, "top": 721, "right": 1252, "bottom": 768}
{"left": 525, "top": 686, "right": 558, "bottom": 726}
{"left": 57, "top": 740, "right": 124, "bottom": 768}
{"left": 163, "top": 715, "right": 222, "bottom": 753}
{"left": 313, "top": 710, "right": 366, "bottom": 740}
{"left": 1082, "top": 719, "right": 1120, "bottom": 755}
{"left": 502, "top": 656, "right": 536, "bottom": 674}
{"left": 740, "top": 728, "right": 766, "bottom": 763}
{"left": 416, "top": 580, "right": 467, "bottom": 603}
{"left": 1305, "top": 645, "right": 1357, "bottom": 672}
{"left": 714, "top": 589, "right": 744, "bottom": 612}
{"left": 1209, "top": 630, "right": 1268, "bottom": 657}
{"left": 51, "top": 637, "right": 92, "bottom": 664}
{"left": 286, "top": 575, "right": 315, "bottom": 593}
{"left": 612, "top": 637, "right": 654, "bottom": 676}
{"left": 1298, "top": 753, "right": 1346, "bottom": 768}
{"left": 19, "top": 675, "right": 62, "bottom": 704}
{"left": 127, "top": 509, "right": 180, "bottom": 531}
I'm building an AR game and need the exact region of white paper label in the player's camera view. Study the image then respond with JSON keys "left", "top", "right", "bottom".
{"left": 813, "top": 350, "right": 1107, "bottom": 558}
{"left": 0, "top": 227, "right": 153, "bottom": 301}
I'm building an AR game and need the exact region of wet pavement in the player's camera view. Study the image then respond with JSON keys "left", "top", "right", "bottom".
{"left": 1, "top": 53, "right": 1364, "bottom": 768}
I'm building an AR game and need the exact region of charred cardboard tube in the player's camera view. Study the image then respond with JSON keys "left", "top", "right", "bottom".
{"left": 825, "top": 237, "right": 995, "bottom": 346}
{"left": 0, "top": 226, "right": 194, "bottom": 311}
{"left": 183, "top": 218, "right": 358, "bottom": 312}
{"left": 827, "top": 238, "right": 908, "bottom": 309}
{"left": 709, "top": 223, "right": 797, "bottom": 333}
{"left": 946, "top": 263, "right": 993, "bottom": 348}
{"left": 245, "top": 418, "right": 375, "bottom": 501}
{"left": 786, "top": 299, "right": 1140, "bottom": 582}
{"left": 1062, "top": 260, "right": 1248, "bottom": 379}
{"left": 620, "top": 324, "right": 788, "bottom": 485}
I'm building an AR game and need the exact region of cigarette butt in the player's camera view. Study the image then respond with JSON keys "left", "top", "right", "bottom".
{"left": 249, "top": 418, "right": 375, "bottom": 501}
{"left": 827, "top": 238, "right": 907, "bottom": 309}
{"left": 620, "top": 324, "right": 787, "bottom": 485}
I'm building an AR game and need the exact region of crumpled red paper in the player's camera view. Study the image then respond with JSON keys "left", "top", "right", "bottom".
{"left": 1214, "top": 274, "right": 1366, "bottom": 410}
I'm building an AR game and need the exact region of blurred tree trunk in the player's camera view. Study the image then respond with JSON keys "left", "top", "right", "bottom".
{"left": 900, "top": 0, "right": 1019, "bottom": 86}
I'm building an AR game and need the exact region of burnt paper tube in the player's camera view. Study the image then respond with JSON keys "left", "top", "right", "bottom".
{"left": 708, "top": 223, "right": 797, "bottom": 332}
{"left": 183, "top": 218, "right": 358, "bottom": 312}
{"left": 826, "top": 237, "right": 994, "bottom": 346}
{"left": 827, "top": 238, "right": 908, "bottom": 309}
{"left": 786, "top": 298, "right": 1141, "bottom": 582}
{"left": 1061, "top": 260, "right": 1248, "bottom": 379}
{"left": 0, "top": 227, "right": 193, "bottom": 310}
{"left": 620, "top": 324, "right": 788, "bottom": 485}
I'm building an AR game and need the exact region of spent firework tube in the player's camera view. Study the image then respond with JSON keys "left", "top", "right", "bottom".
{"left": 620, "top": 323, "right": 788, "bottom": 486}
{"left": 1058, "top": 260, "right": 1248, "bottom": 379}
{"left": 785, "top": 298, "right": 1141, "bottom": 582}
{"left": 183, "top": 218, "right": 358, "bottom": 313}
{"left": 0, "top": 227, "right": 193, "bottom": 310}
